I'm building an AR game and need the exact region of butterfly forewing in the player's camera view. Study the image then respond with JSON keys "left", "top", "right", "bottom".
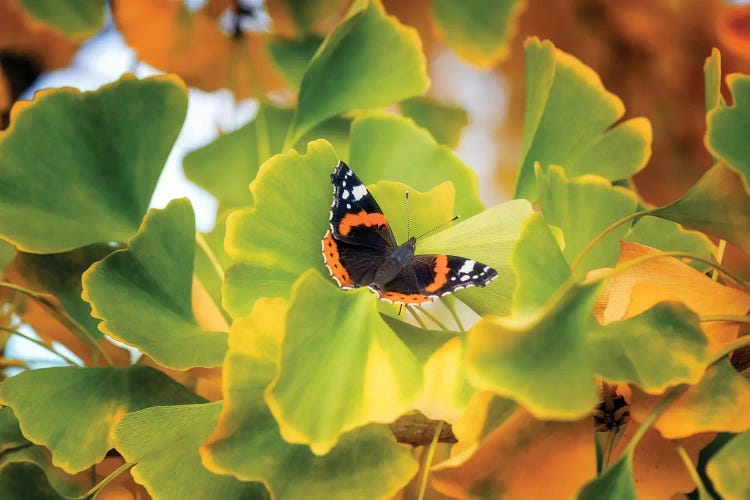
{"left": 329, "top": 161, "right": 397, "bottom": 249}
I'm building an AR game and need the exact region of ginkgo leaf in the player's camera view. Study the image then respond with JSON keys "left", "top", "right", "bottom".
{"left": 706, "top": 74, "right": 750, "bottom": 184}
{"left": 589, "top": 302, "right": 709, "bottom": 392}
{"left": 433, "top": 406, "right": 596, "bottom": 499}
{"left": 647, "top": 162, "right": 750, "bottom": 251}
{"left": 0, "top": 74, "right": 187, "bottom": 253}
{"left": 465, "top": 282, "right": 600, "bottom": 420}
{"left": 604, "top": 241, "right": 750, "bottom": 349}
{"left": 82, "top": 199, "right": 228, "bottom": 370}
{"left": 349, "top": 113, "right": 484, "bottom": 217}
{"left": 13, "top": 245, "right": 114, "bottom": 342}
{"left": 0, "top": 446, "right": 84, "bottom": 499}
{"left": 0, "top": 365, "right": 203, "bottom": 473}
{"left": 16, "top": 0, "right": 105, "bottom": 39}
{"left": 266, "top": 36, "right": 324, "bottom": 90}
{"left": 631, "top": 359, "right": 750, "bottom": 438}
{"left": 623, "top": 216, "right": 714, "bottom": 271}
{"left": 0, "top": 407, "right": 29, "bottom": 454}
{"left": 515, "top": 38, "right": 651, "bottom": 201}
{"left": 429, "top": 0, "right": 525, "bottom": 67}
{"left": 707, "top": 428, "right": 750, "bottom": 500}
{"left": 113, "top": 0, "right": 285, "bottom": 99}
{"left": 115, "top": 402, "right": 268, "bottom": 499}
{"left": 265, "top": 269, "right": 422, "bottom": 455}
{"left": 266, "top": 0, "right": 349, "bottom": 38}
{"left": 289, "top": 0, "right": 429, "bottom": 143}
{"left": 201, "top": 298, "right": 419, "bottom": 499}
{"left": 418, "top": 199, "right": 533, "bottom": 316}
{"left": 510, "top": 212, "right": 570, "bottom": 317}
{"left": 400, "top": 96, "right": 468, "bottom": 148}
{"left": 577, "top": 456, "right": 637, "bottom": 500}
{"left": 536, "top": 164, "right": 638, "bottom": 274}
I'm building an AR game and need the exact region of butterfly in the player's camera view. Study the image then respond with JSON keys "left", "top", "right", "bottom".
{"left": 322, "top": 161, "right": 498, "bottom": 304}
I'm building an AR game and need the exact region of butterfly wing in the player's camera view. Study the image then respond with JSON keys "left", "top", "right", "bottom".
{"left": 372, "top": 254, "right": 498, "bottom": 304}
{"left": 323, "top": 230, "right": 387, "bottom": 289}
{"left": 328, "top": 161, "right": 397, "bottom": 249}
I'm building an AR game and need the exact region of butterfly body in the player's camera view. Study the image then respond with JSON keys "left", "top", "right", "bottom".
{"left": 322, "top": 161, "right": 497, "bottom": 304}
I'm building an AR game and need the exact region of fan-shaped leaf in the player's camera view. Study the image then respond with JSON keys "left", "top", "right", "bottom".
{"left": 201, "top": 298, "right": 419, "bottom": 499}
{"left": 266, "top": 269, "right": 422, "bottom": 454}
{"left": 0, "top": 74, "right": 187, "bottom": 253}
{"left": 430, "top": 0, "right": 524, "bottom": 67}
{"left": 349, "top": 113, "right": 483, "bottom": 217}
{"left": 515, "top": 38, "right": 651, "bottom": 201}
{"left": 707, "top": 428, "right": 750, "bottom": 500}
{"left": 400, "top": 96, "right": 468, "bottom": 148}
{"left": 115, "top": 402, "right": 268, "bottom": 499}
{"left": 706, "top": 74, "right": 750, "bottom": 185}
{"left": 289, "top": 0, "right": 429, "bottom": 143}
{"left": 0, "top": 365, "right": 203, "bottom": 473}
{"left": 17, "top": 0, "right": 105, "bottom": 38}
{"left": 82, "top": 199, "right": 228, "bottom": 370}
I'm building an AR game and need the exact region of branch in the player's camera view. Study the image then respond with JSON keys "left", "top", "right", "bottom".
{"left": 390, "top": 413, "right": 457, "bottom": 445}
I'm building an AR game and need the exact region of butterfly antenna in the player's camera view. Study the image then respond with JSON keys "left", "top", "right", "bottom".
{"left": 405, "top": 191, "right": 411, "bottom": 240}
{"left": 415, "top": 215, "right": 460, "bottom": 241}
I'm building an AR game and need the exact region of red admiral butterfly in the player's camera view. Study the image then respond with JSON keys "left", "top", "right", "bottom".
{"left": 322, "top": 161, "right": 498, "bottom": 304}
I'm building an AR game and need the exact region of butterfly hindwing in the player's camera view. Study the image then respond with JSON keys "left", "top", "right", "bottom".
{"left": 329, "top": 161, "right": 397, "bottom": 249}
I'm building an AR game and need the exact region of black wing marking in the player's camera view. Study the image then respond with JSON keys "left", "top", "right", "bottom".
{"left": 323, "top": 230, "right": 387, "bottom": 288}
{"left": 329, "top": 161, "right": 397, "bottom": 250}
{"left": 410, "top": 254, "right": 498, "bottom": 296}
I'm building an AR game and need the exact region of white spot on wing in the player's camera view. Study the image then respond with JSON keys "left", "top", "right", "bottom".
{"left": 342, "top": 190, "right": 350, "bottom": 199}
{"left": 351, "top": 184, "right": 367, "bottom": 201}
{"left": 460, "top": 275, "right": 470, "bottom": 282}
{"left": 458, "top": 260, "right": 476, "bottom": 274}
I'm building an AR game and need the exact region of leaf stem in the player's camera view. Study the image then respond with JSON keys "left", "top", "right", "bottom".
{"left": 440, "top": 296, "right": 465, "bottom": 334}
{"left": 417, "top": 420, "right": 444, "bottom": 500}
{"left": 700, "top": 315, "right": 750, "bottom": 324}
{"left": 0, "top": 281, "right": 113, "bottom": 366}
{"left": 195, "top": 233, "right": 224, "bottom": 282}
{"left": 416, "top": 306, "right": 451, "bottom": 332}
{"left": 71, "top": 461, "right": 134, "bottom": 500}
{"left": 625, "top": 384, "right": 684, "bottom": 456}
{"left": 570, "top": 210, "right": 648, "bottom": 271}
{"left": 711, "top": 239, "right": 727, "bottom": 282}
{"left": 708, "top": 335, "right": 750, "bottom": 365}
{"left": 673, "top": 441, "right": 710, "bottom": 499}
{"left": 0, "top": 326, "right": 81, "bottom": 366}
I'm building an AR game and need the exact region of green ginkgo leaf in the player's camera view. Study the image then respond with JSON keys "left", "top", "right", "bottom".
{"left": 115, "top": 402, "right": 268, "bottom": 499}
{"left": 633, "top": 359, "right": 750, "bottom": 439}
{"left": 201, "top": 298, "right": 419, "bottom": 499}
{"left": 82, "top": 199, "right": 228, "bottom": 370}
{"left": 0, "top": 365, "right": 203, "bottom": 473}
{"left": 400, "top": 97, "right": 468, "bottom": 148}
{"left": 418, "top": 199, "right": 533, "bottom": 316}
{"left": 183, "top": 105, "right": 293, "bottom": 213}
{"left": 706, "top": 74, "right": 750, "bottom": 184}
{"left": 267, "top": 36, "right": 324, "bottom": 90}
{"left": 515, "top": 38, "right": 651, "bottom": 201}
{"left": 465, "top": 282, "right": 600, "bottom": 420}
{"left": 0, "top": 446, "right": 84, "bottom": 500}
{"left": 289, "top": 0, "right": 429, "bottom": 144}
{"left": 623, "top": 216, "right": 714, "bottom": 271}
{"left": 706, "top": 428, "right": 750, "bottom": 500}
{"left": 578, "top": 455, "right": 637, "bottom": 500}
{"left": 430, "top": 0, "right": 525, "bottom": 67}
{"left": 510, "top": 212, "right": 570, "bottom": 317}
{"left": 0, "top": 239, "right": 14, "bottom": 272}
{"left": 589, "top": 302, "right": 708, "bottom": 393}
{"left": 266, "top": 269, "right": 422, "bottom": 455}
{"left": 536, "top": 164, "right": 638, "bottom": 274}
{"left": 14, "top": 245, "right": 114, "bottom": 342}
{"left": 0, "top": 407, "right": 29, "bottom": 454}
{"left": 647, "top": 163, "right": 750, "bottom": 251}
{"left": 0, "top": 74, "right": 187, "bottom": 253}
{"left": 349, "top": 113, "right": 484, "bottom": 217}
{"left": 17, "top": 0, "right": 105, "bottom": 38}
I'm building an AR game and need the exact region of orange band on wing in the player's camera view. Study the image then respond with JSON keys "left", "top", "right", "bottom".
{"left": 338, "top": 210, "right": 387, "bottom": 236}
{"left": 377, "top": 290, "right": 435, "bottom": 304}
{"left": 423, "top": 254, "right": 449, "bottom": 293}
{"left": 322, "top": 230, "right": 354, "bottom": 287}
